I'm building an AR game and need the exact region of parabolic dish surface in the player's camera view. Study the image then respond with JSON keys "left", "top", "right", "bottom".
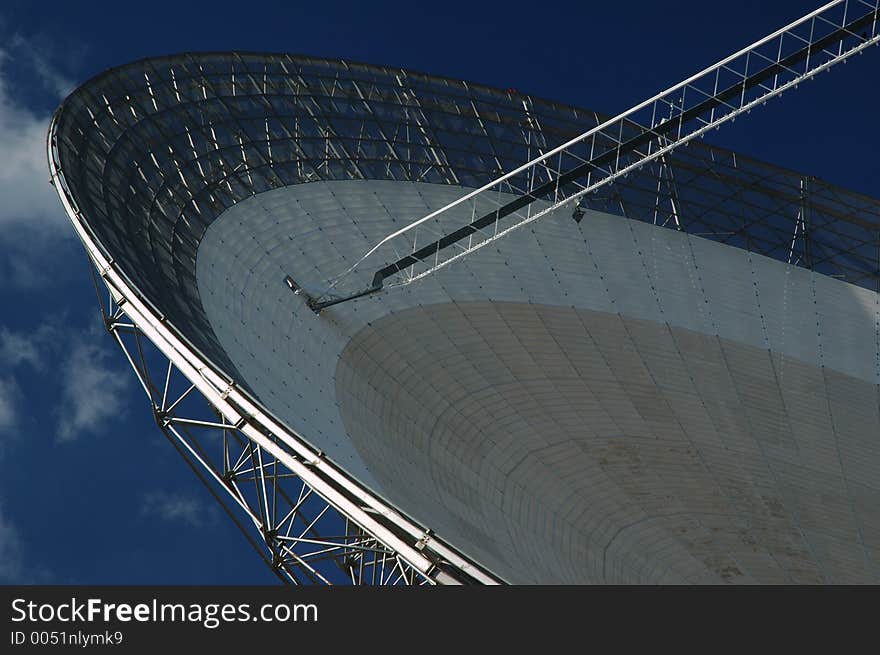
{"left": 52, "top": 53, "right": 880, "bottom": 583}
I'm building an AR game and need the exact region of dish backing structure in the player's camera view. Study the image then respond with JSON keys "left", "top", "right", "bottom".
{"left": 48, "top": 7, "right": 880, "bottom": 585}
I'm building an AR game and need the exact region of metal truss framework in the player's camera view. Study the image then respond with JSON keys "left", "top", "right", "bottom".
{"left": 82, "top": 255, "right": 502, "bottom": 585}
{"left": 98, "top": 295, "right": 420, "bottom": 585}
{"left": 52, "top": 43, "right": 880, "bottom": 388}
{"left": 50, "top": 134, "right": 504, "bottom": 586}
{"left": 48, "top": 34, "right": 880, "bottom": 586}
{"left": 329, "top": 0, "right": 880, "bottom": 305}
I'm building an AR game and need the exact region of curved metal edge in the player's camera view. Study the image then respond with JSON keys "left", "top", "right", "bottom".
{"left": 46, "top": 109, "right": 506, "bottom": 586}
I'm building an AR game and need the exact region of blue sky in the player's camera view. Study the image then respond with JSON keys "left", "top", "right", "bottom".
{"left": 0, "top": 0, "right": 877, "bottom": 584}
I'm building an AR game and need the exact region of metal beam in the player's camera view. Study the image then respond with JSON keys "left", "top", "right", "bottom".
{"left": 317, "top": 0, "right": 879, "bottom": 310}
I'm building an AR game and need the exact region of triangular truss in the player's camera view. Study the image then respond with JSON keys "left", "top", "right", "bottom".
{"left": 80, "top": 261, "right": 500, "bottom": 584}
{"left": 316, "top": 0, "right": 880, "bottom": 310}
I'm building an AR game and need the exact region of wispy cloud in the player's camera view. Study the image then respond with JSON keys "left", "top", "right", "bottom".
{"left": 0, "top": 377, "right": 19, "bottom": 433}
{"left": 0, "top": 38, "right": 72, "bottom": 232}
{"left": 0, "top": 323, "right": 52, "bottom": 435}
{"left": 0, "top": 226, "right": 80, "bottom": 290}
{"left": 0, "top": 36, "right": 86, "bottom": 294}
{"left": 0, "top": 323, "right": 57, "bottom": 369}
{"left": 0, "top": 318, "right": 129, "bottom": 443}
{"left": 0, "top": 503, "right": 25, "bottom": 582}
{"left": 0, "top": 321, "right": 59, "bottom": 436}
{"left": 141, "top": 491, "right": 215, "bottom": 529}
{"left": 56, "top": 337, "right": 129, "bottom": 442}
{"left": 0, "top": 503, "right": 50, "bottom": 583}
{"left": 6, "top": 34, "right": 75, "bottom": 100}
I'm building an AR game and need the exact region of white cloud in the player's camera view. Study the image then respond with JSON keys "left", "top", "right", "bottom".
{"left": 0, "top": 38, "right": 84, "bottom": 292}
{"left": 0, "top": 324, "right": 55, "bottom": 369}
{"left": 7, "top": 34, "right": 75, "bottom": 100}
{"left": 141, "top": 491, "right": 214, "bottom": 528}
{"left": 0, "top": 227, "right": 77, "bottom": 289}
{"left": 56, "top": 339, "right": 129, "bottom": 442}
{"left": 0, "top": 503, "right": 25, "bottom": 582}
{"left": 0, "top": 323, "right": 59, "bottom": 436}
{"left": 0, "top": 322, "right": 59, "bottom": 435}
{"left": 0, "top": 320, "right": 128, "bottom": 443}
{"left": 0, "top": 377, "right": 19, "bottom": 433}
{"left": 0, "top": 43, "right": 71, "bottom": 232}
{"left": 0, "top": 503, "right": 50, "bottom": 583}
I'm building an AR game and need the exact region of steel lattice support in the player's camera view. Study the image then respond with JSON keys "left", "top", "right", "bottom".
{"left": 321, "top": 0, "right": 880, "bottom": 305}
{"left": 48, "top": 14, "right": 880, "bottom": 585}
{"left": 94, "top": 284, "right": 433, "bottom": 585}
{"left": 49, "top": 115, "right": 503, "bottom": 585}
{"left": 84, "top": 267, "right": 493, "bottom": 585}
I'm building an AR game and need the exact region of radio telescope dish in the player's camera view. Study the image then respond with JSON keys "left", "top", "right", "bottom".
{"left": 48, "top": 2, "right": 880, "bottom": 584}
